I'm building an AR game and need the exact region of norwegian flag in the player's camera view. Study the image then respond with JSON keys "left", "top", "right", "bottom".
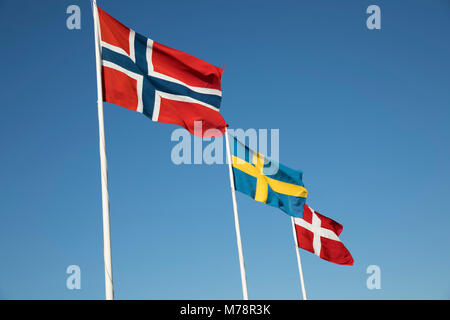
{"left": 294, "top": 205, "right": 354, "bottom": 265}
{"left": 96, "top": 7, "right": 227, "bottom": 137}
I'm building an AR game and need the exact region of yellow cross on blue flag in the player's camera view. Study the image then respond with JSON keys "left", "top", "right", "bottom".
{"left": 229, "top": 134, "right": 308, "bottom": 218}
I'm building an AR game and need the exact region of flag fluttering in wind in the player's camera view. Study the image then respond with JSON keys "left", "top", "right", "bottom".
{"left": 229, "top": 134, "right": 308, "bottom": 218}
{"left": 91, "top": 2, "right": 353, "bottom": 301}
{"left": 97, "top": 7, "right": 227, "bottom": 137}
{"left": 294, "top": 205, "right": 354, "bottom": 265}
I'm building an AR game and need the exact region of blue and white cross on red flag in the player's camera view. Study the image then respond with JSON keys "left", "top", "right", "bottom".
{"left": 97, "top": 7, "right": 227, "bottom": 137}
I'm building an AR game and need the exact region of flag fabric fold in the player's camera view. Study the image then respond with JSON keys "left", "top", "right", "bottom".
{"left": 97, "top": 7, "right": 227, "bottom": 137}
{"left": 294, "top": 205, "right": 354, "bottom": 265}
{"left": 229, "top": 134, "right": 308, "bottom": 218}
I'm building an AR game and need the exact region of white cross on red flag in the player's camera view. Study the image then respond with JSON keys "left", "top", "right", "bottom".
{"left": 294, "top": 205, "right": 354, "bottom": 265}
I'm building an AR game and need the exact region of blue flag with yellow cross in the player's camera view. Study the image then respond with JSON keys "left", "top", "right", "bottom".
{"left": 229, "top": 134, "right": 308, "bottom": 218}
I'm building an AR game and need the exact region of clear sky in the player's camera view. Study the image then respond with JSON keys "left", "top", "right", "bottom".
{"left": 0, "top": 0, "right": 449, "bottom": 299}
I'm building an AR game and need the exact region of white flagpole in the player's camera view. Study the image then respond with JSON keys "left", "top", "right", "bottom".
{"left": 91, "top": 0, "right": 114, "bottom": 300}
{"left": 224, "top": 129, "right": 249, "bottom": 300}
{"left": 290, "top": 217, "right": 307, "bottom": 300}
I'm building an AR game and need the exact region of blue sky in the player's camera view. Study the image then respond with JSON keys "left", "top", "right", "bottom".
{"left": 0, "top": 0, "right": 449, "bottom": 299}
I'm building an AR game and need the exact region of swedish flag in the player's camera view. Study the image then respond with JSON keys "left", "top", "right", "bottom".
{"left": 229, "top": 134, "right": 308, "bottom": 218}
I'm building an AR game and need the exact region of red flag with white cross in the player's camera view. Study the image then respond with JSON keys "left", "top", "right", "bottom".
{"left": 294, "top": 205, "right": 354, "bottom": 265}
{"left": 96, "top": 6, "right": 227, "bottom": 137}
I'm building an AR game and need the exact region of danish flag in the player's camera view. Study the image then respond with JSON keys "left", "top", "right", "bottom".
{"left": 96, "top": 7, "right": 227, "bottom": 137}
{"left": 294, "top": 205, "right": 354, "bottom": 265}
